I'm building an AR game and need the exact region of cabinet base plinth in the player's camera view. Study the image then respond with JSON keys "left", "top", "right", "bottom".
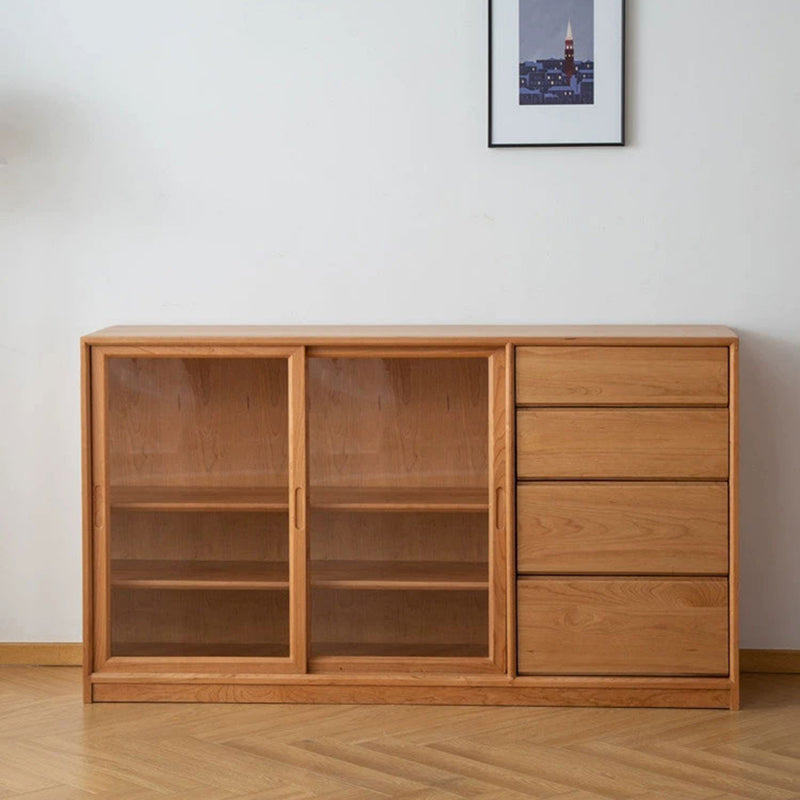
{"left": 92, "top": 681, "right": 734, "bottom": 709}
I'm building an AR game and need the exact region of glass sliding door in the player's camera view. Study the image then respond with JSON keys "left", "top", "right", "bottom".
{"left": 307, "top": 351, "right": 507, "bottom": 671}
{"left": 93, "top": 349, "right": 306, "bottom": 670}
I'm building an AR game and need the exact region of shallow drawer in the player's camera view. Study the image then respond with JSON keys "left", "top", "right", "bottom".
{"left": 517, "top": 578, "right": 729, "bottom": 676}
{"left": 517, "top": 408, "right": 729, "bottom": 479}
{"left": 516, "top": 346, "right": 729, "bottom": 406}
{"left": 517, "top": 482, "right": 729, "bottom": 575}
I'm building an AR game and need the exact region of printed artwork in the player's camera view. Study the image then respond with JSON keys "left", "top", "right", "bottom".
{"left": 519, "top": 0, "right": 594, "bottom": 106}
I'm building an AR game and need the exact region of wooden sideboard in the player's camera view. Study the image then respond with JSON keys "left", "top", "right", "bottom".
{"left": 82, "top": 326, "right": 738, "bottom": 708}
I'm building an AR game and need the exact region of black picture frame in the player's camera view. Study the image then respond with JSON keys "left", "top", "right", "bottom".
{"left": 489, "top": 0, "right": 626, "bottom": 147}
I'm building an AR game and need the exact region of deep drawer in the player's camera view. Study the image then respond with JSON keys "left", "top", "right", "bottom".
{"left": 516, "top": 346, "right": 729, "bottom": 406}
{"left": 517, "top": 408, "right": 729, "bottom": 479}
{"left": 517, "top": 578, "right": 729, "bottom": 676}
{"left": 517, "top": 482, "right": 729, "bottom": 575}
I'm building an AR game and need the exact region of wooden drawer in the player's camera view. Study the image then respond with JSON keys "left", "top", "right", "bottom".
{"left": 517, "top": 482, "right": 729, "bottom": 575}
{"left": 516, "top": 346, "right": 729, "bottom": 406}
{"left": 517, "top": 578, "right": 729, "bottom": 676}
{"left": 517, "top": 408, "right": 729, "bottom": 479}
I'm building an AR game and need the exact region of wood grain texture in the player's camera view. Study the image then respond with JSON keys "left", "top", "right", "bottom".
{"left": 110, "top": 587, "right": 290, "bottom": 658}
{"left": 109, "top": 509, "right": 289, "bottom": 562}
{"left": 110, "top": 560, "right": 289, "bottom": 590}
{"left": 13, "top": 666, "right": 800, "bottom": 800}
{"left": 309, "top": 588, "right": 489, "bottom": 660}
{"left": 308, "top": 356, "right": 488, "bottom": 489}
{"left": 0, "top": 643, "right": 82, "bottom": 665}
{"left": 92, "top": 681, "right": 733, "bottom": 707}
{"left": 83, "top": 324, "right": 739, "bottom": 345}
{"left": 90, "top": 348, "right": 110, "bottom": 674}
{"left": 106, "top": 356, "right": 289, "bottom": 488}
{"left": 517, "top": 408, "right": 730, "bottom": 479}
{"left": 729, "top": 341, "right": 741, "bottom": 708}
{"left": 308, "top": 510, "right": 488, "bottom": 563}
{"left": 109, "top": 485, "right": 289, "bottom": 510}
{"left": 740, "top": 649, "right": 800, "bottom": 673}
{"left": 489, "top": 348, "right": 508, "bottom": 672}
{"left": 89, "top": 670, "right": 727, "bottom": 687}
{"left": 306, "top": 352, "right": 496, "bottom": 675}
{"left": 288, "top": 347, "right": 308, "bottom": 674}
{"left": 83, "top": 329, "right": 739, "bottom": 708}
{"left": 1, "top": 645, "right": 780, "bottom": 675}
{"left": 310, "top": 560, "right": 488, "bottom": 590}
{"left": 517, "top": 482, "right": 729, "bottom": 575}
{"left": 516, "top": 346, "right": 729, "bottom": 406}
{"left": 518, "top": 578, "right": 729, "bottom": 676}
{"left": 506, "top": 343, "right": 517, "bottom": 678}
{"left": 309, "top": 486, "right": 488, "bottom": 511}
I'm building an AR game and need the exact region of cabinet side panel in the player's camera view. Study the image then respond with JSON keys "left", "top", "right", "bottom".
{"left": 729, "top": 342, "right": 740, "bottom": 709}
{"left": 81, "top": 342, "right": 93, "bottom": 702}
{"left": 90, "top": 348, "right": 110, "bottom": 672}
{"left": 506, "top": 344, "right": 517, "bottom": 676}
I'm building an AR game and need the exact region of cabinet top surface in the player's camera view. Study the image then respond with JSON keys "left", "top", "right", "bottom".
{"left": 83, "top": 325, "right": 738, "bottom": 346}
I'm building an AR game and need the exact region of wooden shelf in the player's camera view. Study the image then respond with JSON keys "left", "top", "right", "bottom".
{"left": 109, "top": 486, "right": 488, "bottom": 512}
{"left": 311, "top": 561, "right": 488, "bottom": 591}
{"left": 309, "top": 487, "right": 488, "bottom": 512}
{"left": 111, "top": 560, "right": 488, "bottom": 592}
{"left": 312, "top": 642, "right": 488, "bottom": 658}
{"left": 111, "top": 560, "right": 289, "bottom": 590}
{"left": 109, "top": 486, "right": 289, "bottom": 511}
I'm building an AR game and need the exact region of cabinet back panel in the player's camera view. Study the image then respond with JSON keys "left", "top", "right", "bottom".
{"left": 110, "top": 588, "right": 289, "bottom": 656}
{"left": 107, "top": 358, "right": 288, "bottom": 487}
{"left": 109, "top": 510, "right": 289, "bottom": 562}
{"left": 309, "top": 358, "right": 488, "bottom": 488}
{"left": 310, "top": 589, "right": 488, "bottom": 653}
{"left": 309, "top": 510, "right": 487, "bottom": 563}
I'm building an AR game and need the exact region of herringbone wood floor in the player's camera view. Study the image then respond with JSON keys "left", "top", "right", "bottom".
{"left": 0, "top": 669, "right": 798, "bottom": 799}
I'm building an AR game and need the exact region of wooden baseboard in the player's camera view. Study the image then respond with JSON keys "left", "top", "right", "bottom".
{"left": 740, "top": 649, "right": 800, "bottom": 674}
{"left": 0, "top": 643, "right": 82, "bottom": 666}
{"left": 1, "top": 645, "right": 798, "bottom": 674}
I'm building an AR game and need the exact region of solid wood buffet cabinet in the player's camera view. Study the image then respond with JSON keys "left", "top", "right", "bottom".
{"left": 82, "top": 326, "right": 739, "bottom": 708}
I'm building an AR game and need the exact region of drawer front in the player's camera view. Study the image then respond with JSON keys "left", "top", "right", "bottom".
{"left": 517, "top": 578, "right": 729, "bottom": 675}
{"left": 516, "top": 346, "right": 729, "bottom": 406}
{"left": 517, "top": 482, "right": 729, "bottom": 575}
{"left": 517, "top": 409, "right": 729, "bottom": 479}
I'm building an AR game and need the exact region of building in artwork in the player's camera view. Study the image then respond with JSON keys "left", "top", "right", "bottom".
{"left": 518, "top": 19, "right": 594, "bottom": 105}
{"left": 563, "top": 20, "right": 576, "bottom": 81}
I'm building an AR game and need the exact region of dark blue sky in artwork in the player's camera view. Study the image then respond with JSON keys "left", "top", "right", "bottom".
{"left": 519, "top": 0, "right": 594, "bottom": 62}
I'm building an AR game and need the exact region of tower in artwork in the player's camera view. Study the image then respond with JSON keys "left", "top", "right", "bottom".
{"left": 564, "top": 19, "right": 576, "bottom": 81}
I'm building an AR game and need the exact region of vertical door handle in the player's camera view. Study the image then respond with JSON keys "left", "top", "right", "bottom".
{"left": 495, "top": 486, "right": 504, "bottom": 530}
{"left": 294, "top": 487, "right": 304, "bottom": 530}
{"left": 93, "top": 485, "right": 104, "bottom": 528}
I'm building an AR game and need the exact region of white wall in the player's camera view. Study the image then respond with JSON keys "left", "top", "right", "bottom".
{"left": 1, "top": 0, "right": 798, "bottom": 648}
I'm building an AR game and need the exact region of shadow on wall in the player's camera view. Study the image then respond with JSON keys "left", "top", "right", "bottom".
{"left": 0, "top": 93, "right": 54, "bottom": 166}
{"left": 738, "top": 329, "right": 800, "bottom": 647}
{"left": 0, "top": 91, "right": 165, "bottom": 226}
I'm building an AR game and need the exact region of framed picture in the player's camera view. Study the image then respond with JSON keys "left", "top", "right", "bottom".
{"left": 489, "top": 0, "right": 625, "bottom": 147}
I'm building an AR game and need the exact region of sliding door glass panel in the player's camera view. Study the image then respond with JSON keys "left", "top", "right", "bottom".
{"left": 105, "top": 357, "right": 290, "bottom": 658}
{"left": 308, "top": 357, "right": 490, "bottom": 660}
